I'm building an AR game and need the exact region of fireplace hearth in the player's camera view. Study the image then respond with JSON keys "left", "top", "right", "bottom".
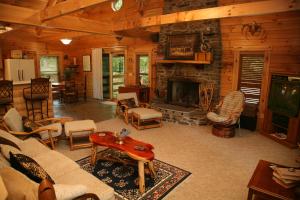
{"left": 167, "top": 79, "right": 199, "bottom": 107}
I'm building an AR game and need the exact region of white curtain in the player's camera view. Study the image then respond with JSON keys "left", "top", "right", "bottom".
{"left": 92, "top": 48, "right": 103, "bottom": 99}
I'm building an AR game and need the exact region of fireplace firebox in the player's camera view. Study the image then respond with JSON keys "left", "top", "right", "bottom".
{"left": 167, "top": 79, "right": 199, "bottom": 107}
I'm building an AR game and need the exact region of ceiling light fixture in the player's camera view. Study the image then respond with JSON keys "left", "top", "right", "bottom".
{"left": 60, "top": 38, "right": 72, "bottom": 45}
{"left": 0, "top": 25, "right": 13, "bottom": 34}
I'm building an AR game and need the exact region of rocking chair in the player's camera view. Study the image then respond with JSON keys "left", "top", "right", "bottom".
{"left": 207, "top": 91, "right": 245, "bottom": 138}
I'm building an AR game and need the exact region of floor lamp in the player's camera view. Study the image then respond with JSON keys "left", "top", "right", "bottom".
{"left": 83, "top": 55, "right": 91, "bottom": 101}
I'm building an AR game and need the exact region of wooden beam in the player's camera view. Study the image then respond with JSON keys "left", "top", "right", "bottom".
{"left": 41, "top": 0, "right": 109, "bottom": 21}
{"left": 46, "top": 0, "right": 58, "bottom": 8}
{"left": 113, "top": 0, "right": 300, "bottom": 31}
{"left": 0, "top": 3, "right": 114, "bottom": 35}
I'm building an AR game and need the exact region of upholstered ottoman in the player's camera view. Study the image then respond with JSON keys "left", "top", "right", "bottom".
{"left": 64, "top": 120, "right": 97, "bottom": 150}
{"left": 131, "top": 108, "right": 162, "bottom": 130}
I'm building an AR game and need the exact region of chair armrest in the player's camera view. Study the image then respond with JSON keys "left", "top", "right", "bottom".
{"left": 35, "top": 117, "right": 73, "bottom": 125}
{"left": 38, "top": 179, "right": 100, "bottom": 200}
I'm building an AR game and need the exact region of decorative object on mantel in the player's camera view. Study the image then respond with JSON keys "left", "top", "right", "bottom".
{"left": 60, "top": 38, "right": 72, "bottom": 45}
{"left": 199, "top": 82, "right": 214, "bottom": 112}
{"left": 166, "top": 33, "right": 200, "bottom": 60}
{"left": 10, "top": 50, "right": 22, "bottom": 59}
{"left": 0, "top": 24, "right": 12, "bottom": 34}
{"left": 241, "top": 21, "right": 267, "bottom": 40}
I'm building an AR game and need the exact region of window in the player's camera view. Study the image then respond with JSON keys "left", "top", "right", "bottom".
{"left": 137, "top": 55, "right": 149, "bottom": 86}
{"left": 239, "top": 53, "right": 264, "bottom": 104}
{"left": 40, "top": 56, "right": 59, "bottom": 83}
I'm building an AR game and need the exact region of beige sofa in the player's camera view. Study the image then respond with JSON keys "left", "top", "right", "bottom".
{"left": 0, "top": 129, "right": 115, "bottom": 200}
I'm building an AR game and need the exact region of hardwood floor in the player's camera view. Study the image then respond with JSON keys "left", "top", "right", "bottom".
{"left": 53, "top": 98, "right": 116, "bottom": 122}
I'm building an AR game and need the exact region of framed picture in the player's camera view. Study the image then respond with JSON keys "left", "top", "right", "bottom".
{"left": 83, "top": 55, "right": 91, "bottom": 72}
{"left": 165, "top": 34, "right": 200, "bottom": 60}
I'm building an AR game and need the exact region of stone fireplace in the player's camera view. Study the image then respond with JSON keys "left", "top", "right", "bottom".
{"left": 152, "top": 0, "right": 222, "bottom": 125}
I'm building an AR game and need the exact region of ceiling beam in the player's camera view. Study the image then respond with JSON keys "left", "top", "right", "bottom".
{"left": 41, "top": 0, "right": 109, "bottom": 21}
{"left": 0, "top": 3, "right": 114, "bottom": 35}
{"left": 113, "top": 0, "right": 300, "bottom": 31}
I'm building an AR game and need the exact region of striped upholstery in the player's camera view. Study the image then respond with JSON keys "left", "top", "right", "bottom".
{"left": 207, "top": 91, "right": 245, "bottom": 125}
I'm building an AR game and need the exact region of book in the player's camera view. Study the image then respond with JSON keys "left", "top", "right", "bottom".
{"left": 275, "top": 167, "right": 300, "bottom": 178}
{"left": 272, "top": 176, "right": 298, "bottom": 189}
{"left": 273, "top": 171, "right": 300, "bottom": 182}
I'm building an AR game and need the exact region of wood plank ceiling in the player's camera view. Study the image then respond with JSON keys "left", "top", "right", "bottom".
{"left": 0, "top": 0, "right": 299, "bottom": 43}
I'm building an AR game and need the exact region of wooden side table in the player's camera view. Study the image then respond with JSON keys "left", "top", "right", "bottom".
{"left": 247, "top": 160, "right": 295, "bottom": 200}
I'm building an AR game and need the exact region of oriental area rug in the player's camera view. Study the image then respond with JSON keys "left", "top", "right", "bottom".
{"left": 76, "top": 149, "right": 191, "bottom": 200}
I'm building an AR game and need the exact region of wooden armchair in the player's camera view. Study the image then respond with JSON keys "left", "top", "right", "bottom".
{"left": 2, "top": 108, "right": 72, "bottom": 149}
{"left": 207, "top": 91, "right": 245, "bottom": 138}
{"left": 116, "top": 92, "right": 149, "bottom": 124}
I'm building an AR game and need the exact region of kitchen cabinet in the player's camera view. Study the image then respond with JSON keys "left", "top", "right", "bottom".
{"left": 5, "top": 59, "right": 35, "bottom": 82}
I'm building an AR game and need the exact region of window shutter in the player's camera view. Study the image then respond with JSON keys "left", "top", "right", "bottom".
{"left": 239, "top": 54, "right": 264, "bottom": 104}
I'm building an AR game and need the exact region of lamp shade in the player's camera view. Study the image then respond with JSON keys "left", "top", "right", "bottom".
{"left": 60, "top": 38, "right": 72, "bottom": 45}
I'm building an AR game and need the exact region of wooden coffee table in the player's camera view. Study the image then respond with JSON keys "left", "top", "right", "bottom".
{"left": 247, "top": 160, "right": 295, "bottom": 200}
{"left": 89, "top": 131, "right": 156, "bottom": 194}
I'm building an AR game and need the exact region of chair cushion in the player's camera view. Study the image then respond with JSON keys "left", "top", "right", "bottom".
{"left": 3, "top": 108, "right": 24, "bottom": 132}
{"left": 9, "top": 152, "right": 55, "bottom": 184}
{"left": 207, "top": 112, "right": 231, "bottom": 124}
{"left": 0, "top": 167, "right": 38, "bottom": 200}
{"left": 0, "top": 144, "right": 22, "bottom": 160}
{"left": 24, "top": 92, "right": 48, "bottom": 100}
{"left": 131, "top": 108, "right": 162, "bottom": 120}
{"left": 64, "top": 120, "right": 97, "bottom": 137}
{"left": 39, "top": 123, "right": 62, "bottom": 140}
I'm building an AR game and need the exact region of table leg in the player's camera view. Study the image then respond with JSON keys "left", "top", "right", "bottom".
{"left": 148, "top": 161, "right": 156, "bottom": 178}
{"left": 91, "top": 144, "right": 97, "bottom": 166}
{"left": 138, "top": 160, "right": 145, "bottom": 194}
{"left": 247, "top": 189, "right": 254, "bottom": 200}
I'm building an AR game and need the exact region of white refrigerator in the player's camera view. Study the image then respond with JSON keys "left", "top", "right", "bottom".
{"left": 5, "top": 59, "right": 35, "bottom": 83}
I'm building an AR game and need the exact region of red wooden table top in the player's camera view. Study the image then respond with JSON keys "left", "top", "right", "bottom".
{"left": 90, "top": 131, "right": 155, "bottom": 161}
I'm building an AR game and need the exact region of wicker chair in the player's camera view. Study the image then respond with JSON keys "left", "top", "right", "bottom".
{"left": 23, "top": 78, "right": 50, "bottom": 120}
{"left": 207, "top": 91, "right": 245, "bottom": 138}
{"left": 0, "top": 80, "right": 13, "bottom": 115}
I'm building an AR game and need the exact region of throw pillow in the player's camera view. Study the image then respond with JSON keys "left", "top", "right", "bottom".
{"left": 0, "top": 167, "right": 38, "bottom": 200}
{"left": 9, "top": 152, "right": 55, "bottom": 184}
{"left": 0, "top": 144, "right": 22, "bottom": 160}
{"left": 22, "top": 116, "right": 39, "bottom": 133}
{"left": 53, "top": 184, "right": 88, "bottom": 200}
{"left": 0, "top": 136, "right": 21, "bottom": 150}
{"left": 119, "top": 98, "right": 137, "bottom": 111}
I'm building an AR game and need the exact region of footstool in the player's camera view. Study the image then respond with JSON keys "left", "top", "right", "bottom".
{"left": 131, "top": 108, "right": 162, "bottom": 130}
{"left": 64, "top": 120, "right": 97, "bottom": 150}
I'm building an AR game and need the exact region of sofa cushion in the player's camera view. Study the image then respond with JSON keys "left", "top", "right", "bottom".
{"left": 0, "top": 167, "right": 38, "bottom": 200}
{"left": 0, "top": 176, "right": 8, "bottom": 200}
{"left": 0, "top": 136, "right": 21, "bottom": 150}
{"left": 55, "top": 168, "right": 115, "bottom": 200}
{"left": 33, "top": 151, "right": 79, "bottom": 180}
{"left": 53, "top": 184, "right": 87, "bottom": 200}
{"left": 0, "top": 129, "right": 22, "bottom": 145}
{"left": 9, "top": 152, "right": 55, "bottom": 184}
{"left": 0, "top": 154, "right": 10, "bottom": 169}
{"left": 18, "top": 138, "right": 50, "bottom": 157}
{"left": 3, "top": 108, "right": 24, "bottom": 132}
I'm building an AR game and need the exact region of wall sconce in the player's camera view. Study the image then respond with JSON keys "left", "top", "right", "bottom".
{"left": 60, "top": 38, "right": 72, "bottom": 45}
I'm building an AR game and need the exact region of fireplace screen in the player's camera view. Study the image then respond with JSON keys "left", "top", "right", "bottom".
{"left": 167, "top": 79, "right": 199, "bottom": 107}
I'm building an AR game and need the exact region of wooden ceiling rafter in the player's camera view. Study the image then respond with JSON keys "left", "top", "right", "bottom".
{"left": 0, "top": 3, "right": 114, "bottom": 35}
{"left": 41, "top": 0, "right": 110, "bottom": 21}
